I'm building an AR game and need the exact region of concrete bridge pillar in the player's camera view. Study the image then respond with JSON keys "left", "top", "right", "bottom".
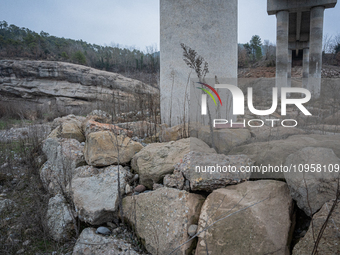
{"left": 303, "top": 48, "right": 309, "bottom": 89}
{"left": 288, "top": 49, "right": 292, "bottom": 88}
{"left": 267, "top": 0, "right": 336, "bottom": 98}
{"left": 160, "top": 0, "right": 238, "bottom": 126}
{"left": 275, "top": 11, "right": 289, "bottom": 90}
{"left": 309, "top": 6, "right": 325, "bottom": 97}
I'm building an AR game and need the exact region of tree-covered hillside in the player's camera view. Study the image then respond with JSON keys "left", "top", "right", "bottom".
{"left": 0, "top": 21, "right": 159, "bottom": 79}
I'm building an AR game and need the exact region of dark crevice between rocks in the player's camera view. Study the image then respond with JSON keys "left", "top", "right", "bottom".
{"left": 189, "top": 189, "right": 211, "bottom": 199}
{"left": 121, "top": 216, "right": 150, "bottom": 254}
{"left": 187, "top": 237, "right": 198, "bottom": 255}
{"left": 289, "top": 200, "right": 311, "bottom": 253}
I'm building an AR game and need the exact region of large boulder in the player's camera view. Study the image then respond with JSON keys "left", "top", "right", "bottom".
{"left": 41, "top": 138, "right": 85, "bottom": 194}
{"left": 195, "top": 180, "right": 293, "bottom": 255}
{"left": 71, "top": 165, "right": 128, "bottom": 225}
{"left": 72, "top": 228, "right": 141, "bottom": 255}
{"left": 84, "top": 131, "right": 142, "bottom": 167}
{"left": 197, "top": 125, "right": 251, "bottom": 154}
{"left": 293, "top": 200, "right": 340, "bottom": 255}
{"left": 46, "top": 194, "right": 73, "bottom": 241}
{"left": 168, "top": 151, "right": 253, "bottom": 192}
{"left": 122, "top": 187, "right": 205, "bottom": 255}
{"left": 230, "top": 134, "right": 340, "bottom": 179}
{"left": 284, "top": 147, "right": 340, "bottom": 216}
{"left": 131, "top": 137, "right": 215, "bottom": 189}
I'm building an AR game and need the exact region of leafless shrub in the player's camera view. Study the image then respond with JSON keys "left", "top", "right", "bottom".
{"left": 0, "top": 124, "right": 71, "bottom": 254}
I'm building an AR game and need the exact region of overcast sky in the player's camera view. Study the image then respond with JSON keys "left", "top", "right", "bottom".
{"left": 0, "top": 0, "right": 339, "bottom": 51}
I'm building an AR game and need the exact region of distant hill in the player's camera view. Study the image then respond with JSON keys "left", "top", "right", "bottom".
{"left": 0, "top": 21, "right": 160, "bottom": 77}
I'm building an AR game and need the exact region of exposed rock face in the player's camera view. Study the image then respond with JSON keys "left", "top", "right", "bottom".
{"left": 131, "top": 137, "right": 215, "bottom": 189}
{"left": 230, "top": 134, "right": 340, "bottom": 178}
{"left": 173, "top": 151, "right": 253, "bottom": 192}
{"left": 46, "top": 194, "right": 73, "bottom": 241}
{"left": 73, "top": 228, "right": 141, "bottom": 255}
{"left": 41, "top": 138, "right": 85, "bottom": 194}
{"left": 0, "top": 60, "right": 158, "bottom": 109}
{"left": 84, "top": 131, "right": 142, "bottom": 166}
{"left": 293, "top": 200, "right": 340, "bottom": 255}
{"left": 122, "top": 187, "right": 205, "bottom": 255}
{"left": 197, "top": 125, "right": 251, "bottom": 154}
{"left": 196, "top": 181, "right": 293, "bottom": 255}
{"left": 284, "top": 147, "right": 340, "bottom": 216}
{"left": 71, "top": 165, "right": 128, "bottom": 225}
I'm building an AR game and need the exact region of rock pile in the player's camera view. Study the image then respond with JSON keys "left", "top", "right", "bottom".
{"left": 37, "top": 111, "right": 340, "bottom": 254}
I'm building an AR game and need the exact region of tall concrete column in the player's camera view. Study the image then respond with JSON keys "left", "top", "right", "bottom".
{"left": 303, "top": 48, "right": 309, "bottom": 89}
{"left": 160, "top": 0, "right": 238, "bottom": 126}
{"left": 287, "top": 49, "right": 292, "bottom": 88}
{"left": 309, "top": 6, "right": 325, "bottom": 97}
{"left": 276, "top": 11, "right": 289, "bottom": 90}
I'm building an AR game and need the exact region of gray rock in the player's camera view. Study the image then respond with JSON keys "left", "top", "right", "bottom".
{"left": 125, "top": 184, "right": 132, "bottom": 194}
{"left": 71, "top": 165, "right": 128, "bottom": 225}
{"left": 133, "top": 174, "right": 139, "bottom": 182}
{"left": 284, "top": 147, "right": 340, "bottom": 216}
{"left": 96, "top": 226, "right": 111, "bottom": 236}
{"left": 46, "top": 194, "right": 73, "bottom": 241}
{"left": 73, "top": 228, "right": 141, "bottom": 255}
{"left": 41, "top": 137, "right": 85, "bottom": 195}
{"left": 178, "top": 151, "right": 253, "bottom": 192}
{"left": 293, "top": 200, "right": 340, "bottom": 254}
{"left": 196, "top": 181, "right": 293, "bottom": 255}
{"left": 122, "top": 187, "right": 205, "bottom": 255}
{"left": 230, "top": 134, "right": 340, "bottom": 179}
{"left": 131, "top": 137, "right": 215, "bottom": 189}
{"left": 187, "top": 224, "right": 198, "bottom": 237}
